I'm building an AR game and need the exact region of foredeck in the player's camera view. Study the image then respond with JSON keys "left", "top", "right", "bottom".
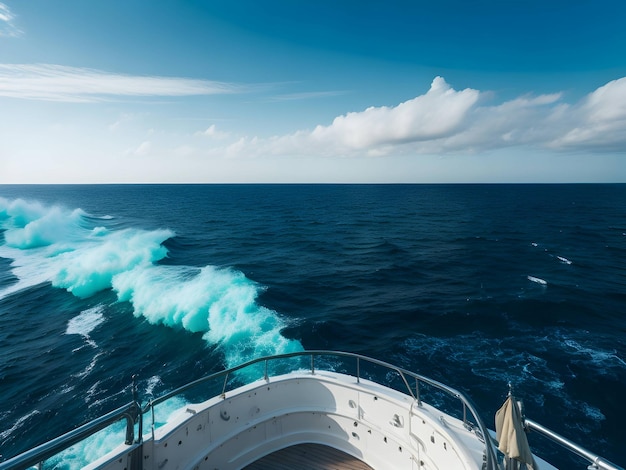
{"left": 245, "top": 443, "right": 374, "bottom": 470}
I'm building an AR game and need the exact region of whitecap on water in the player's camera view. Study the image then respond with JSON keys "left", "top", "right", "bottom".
{"left": 563, "top": 339, "right": 626, "bottom": 370}
{"left": 581, "top": 403, "right": 606, "bottom": 422}
{"left": 527, "top": 275, "right": 547, "bottom": 285}
{"left": 65, "top": 305, "right": 105, "bottom": 347}
{"left": 73, "top": 352, "right": 104, "bottom": 380}
{"left": 0, "top": 410, "right": 41, "bottom": 442}
{"left": 46, "top": 396, "right": 189, "bottom": 469}
{"left": 145, "top": 375, "right": 163, "bottom": 397}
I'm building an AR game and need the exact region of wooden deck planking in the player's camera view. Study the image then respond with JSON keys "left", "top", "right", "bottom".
{"left": 244, "top": 443, "right": 374, "bottom": 470}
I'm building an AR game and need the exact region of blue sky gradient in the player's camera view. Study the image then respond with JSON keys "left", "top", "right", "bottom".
{"left": 1, "top": 0, "right": 625, "bottom": 183}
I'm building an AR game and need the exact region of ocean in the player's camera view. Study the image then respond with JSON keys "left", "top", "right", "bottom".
{"left": 0, "top": 184, "right": 624, "bottom": 469}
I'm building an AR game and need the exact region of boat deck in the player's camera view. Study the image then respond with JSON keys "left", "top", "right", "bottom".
{"left": 245, "top": 443, "right": 374, "bottom": 470}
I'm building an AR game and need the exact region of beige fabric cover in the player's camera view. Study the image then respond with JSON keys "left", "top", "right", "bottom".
{"left": 495, "top": 396, "right": 536, "bottom": 469}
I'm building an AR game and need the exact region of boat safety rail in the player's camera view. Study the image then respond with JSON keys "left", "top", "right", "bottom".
{"left": 524, "top": 418, "right": 624, "bottom": 470}
{"left": 144, "top": 350, "right": 500, "bottom": 470}
{"left": 0, "top": 401, "right": 140, "bottom": 470}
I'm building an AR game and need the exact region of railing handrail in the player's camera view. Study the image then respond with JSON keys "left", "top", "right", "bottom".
{"left": 144, "top": 350, "right": 500, "bottom": 469}
{"left": 148, "top": 349, "right": 473, "bottom": 407}
{"left": 0, "top": 401, "right": 140, "bottom": 470}
{"left": 3, "top": 350, "right": 622, "bottom": 470}
{"left": 524, "top": 418, "right": 624, "bottom": 470}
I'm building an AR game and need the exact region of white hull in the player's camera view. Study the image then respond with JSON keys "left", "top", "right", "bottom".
{"left": 1, "top": 352, "right": 621, "bottom": 470}
{"left": 99, "top": 371, "right": 491, "bottom": 470}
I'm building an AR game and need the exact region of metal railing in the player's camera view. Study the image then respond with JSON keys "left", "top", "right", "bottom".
{"left": 144, "top": 350, "right": 501, "bottom": 469}
{"left": 0, "top": 401, "right": 140, "bottom": 470}
{"left": 2, "top": 350, "right": 622, "bottom": 470}
{"left": 524, "top": 419, "right": 623, "bottom": 470}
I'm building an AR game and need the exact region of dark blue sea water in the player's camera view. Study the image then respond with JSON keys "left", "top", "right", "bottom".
{"left": 1, "top": 184, "right": 625, "bottom": 468}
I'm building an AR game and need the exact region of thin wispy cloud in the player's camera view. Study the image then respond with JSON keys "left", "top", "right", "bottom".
{"left": 0, "top": 64, "right": 247, "bottom": 102}
{"left": 213, "top": 76, "right": 626, "bottom": 158}
{"left": 0, "top": 3, "right": 22, "bottom": 37}
{"left": 126, "top": 141, "right": 152, "bottom": 157}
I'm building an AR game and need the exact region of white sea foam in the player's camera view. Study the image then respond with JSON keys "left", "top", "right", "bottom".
{"left": 145, "top": 375, "right": 163, "bottom": 397}
{"left": 85, "top": 381, "right": 101, "bottom": 403}
{"left": 400, "top": 329, "right": 607, "bottom": 436}
{"left": 563, "top": 339, "right": 626, "bottom": 369}
{"left": 51, "top": 227, "right": 173, "bottom": 298}
{"left": 112, "top": 264, "right": 302, "bottom": 369}
{"left": 1, "top": 199, "right": 87, "bottom": 250}
{"left": 527, "top": 275, "right": 547, "bottom": 285}
{"left": 74, "top": 352, "right": 104, "bottom": 380}
{"left": 1, "top": 198, "right": 301, "bottom": 464}
{"left": 66, "top": 305, "right": 105, "bottom": 338}
{"left": 66, "top": 305, "right": 106, "bottom": 353}
{"left": 1, "top": 198, "right": 303, "bottom": 372}
{"left": 0, "top": 410, "right": 41, "bottom": 441}
{"left": 581, "top": 403, "right": 606, "bottom": 422}
{"left": 60, "top": 383, "right": 76, "bottom": 395}
{"left": 92, "top": 226, "right": 108, "bottom": 236}
{"left": 45, "top": 396, "right": 188, "bottom": 470}
{"left": 0, "top": 244, "right": 56, "bottom": 300}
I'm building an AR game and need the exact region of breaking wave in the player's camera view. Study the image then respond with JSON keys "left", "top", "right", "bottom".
{"left": 0, "top": 198, "right": 302, "bottom": 370}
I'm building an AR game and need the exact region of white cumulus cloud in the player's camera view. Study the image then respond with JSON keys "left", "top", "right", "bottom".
{"left": 311, "top": 76, "right": 479, "bottom": 149}
{"left": 0, "top": 64, "right": 246, "bottom": 102}
{"left": 548, "top": 77, "right": 626, "bottom": 151}
{"left": 212, "top": 76, "right": 626, "bottom": 159}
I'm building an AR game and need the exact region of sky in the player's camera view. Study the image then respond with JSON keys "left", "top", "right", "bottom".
{"left": 1, "top": 0, "right": 626, "bottom": 183}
